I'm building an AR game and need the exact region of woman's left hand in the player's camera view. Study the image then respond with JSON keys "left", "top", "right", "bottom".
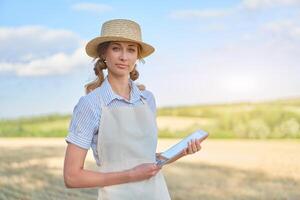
{"left": 155, "top": 139, "right": 203, "bottom": 166}
{"left": 181, "top": 139, "right": 202, "bottom": 156}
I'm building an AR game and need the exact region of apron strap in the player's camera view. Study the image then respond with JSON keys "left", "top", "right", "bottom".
{"left": 140, "top": 97, "right": 147, "bottom": 105}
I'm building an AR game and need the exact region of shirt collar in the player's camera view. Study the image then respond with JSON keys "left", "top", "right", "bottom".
{"left": 100, "top": 76, "right": 146, "bottom": 106}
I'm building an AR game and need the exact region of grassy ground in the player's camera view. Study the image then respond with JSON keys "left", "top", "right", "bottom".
{"left": 1, "top": 98, "right": 299, "bottom": 139}
{"left": 0, "top": 138, "right": 299, "bottom": 200}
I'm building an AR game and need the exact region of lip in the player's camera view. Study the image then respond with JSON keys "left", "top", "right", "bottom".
{"left": 116, "top": 64, "right": 128, "bottom": 68}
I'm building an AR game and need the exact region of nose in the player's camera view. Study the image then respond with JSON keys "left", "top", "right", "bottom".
{"left": 120, "top": 50, "right": 128, "bottom": 61}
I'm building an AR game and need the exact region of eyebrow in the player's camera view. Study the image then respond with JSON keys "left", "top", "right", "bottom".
{"left": 111, "top": 42, "right": 137, "bottom": 47}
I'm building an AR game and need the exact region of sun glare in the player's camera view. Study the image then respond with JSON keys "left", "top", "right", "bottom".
{"left": 222, "top": 74, "right": 259, "bottom": 94}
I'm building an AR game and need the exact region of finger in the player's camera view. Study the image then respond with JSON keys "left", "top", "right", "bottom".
{"left": 191, "top": 139, "right": 198, "bottom": 152}
{"left": 195, "top": 139, "right": 201, "bottom": 151}
{"left": 152, "top": 164, "right": 159, "bottom": 170}
{"left": 188, "top": 141, "right": 193, "bottom": 154}
{"left": 154, "top": 166, "right": 161, "bottom": 172}
{"left": 197, "top": 138, "right": 204, "bottom": 146}
{"left": 155, "top": 163, "right": 162, "bottom": 169}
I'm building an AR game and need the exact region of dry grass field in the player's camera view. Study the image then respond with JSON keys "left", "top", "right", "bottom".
{"left": 0, "top": 138, "right": 299, "bottom": 200}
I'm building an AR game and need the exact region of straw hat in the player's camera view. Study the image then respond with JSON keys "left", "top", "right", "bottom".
{"left": 85, "top": 19, "right": 155, "bottom": 59}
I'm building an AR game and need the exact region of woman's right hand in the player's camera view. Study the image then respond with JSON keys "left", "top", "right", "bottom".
{"left": 128, "top": 163, "right": 161, "bottom": 182}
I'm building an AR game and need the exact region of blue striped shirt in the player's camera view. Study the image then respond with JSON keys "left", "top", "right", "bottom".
{"left": 65, "top": 76, "right": 157, "bottom": 166}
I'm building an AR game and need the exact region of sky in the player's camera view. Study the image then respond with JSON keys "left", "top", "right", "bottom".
{"left": 0, "top": 0, "right": 300, "bottom": 119}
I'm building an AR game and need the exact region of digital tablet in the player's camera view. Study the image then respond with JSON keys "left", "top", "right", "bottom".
{"left": 156, "top": 130, "right": 209, "bottom": 166}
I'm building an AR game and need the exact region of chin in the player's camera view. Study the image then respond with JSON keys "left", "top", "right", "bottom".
{"left": 111, "top": 70, "right": 130, "bottom": 77}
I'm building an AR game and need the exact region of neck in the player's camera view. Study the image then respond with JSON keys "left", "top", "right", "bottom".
{"left": 107, "top": 74, "right": 131, "bottom": 100}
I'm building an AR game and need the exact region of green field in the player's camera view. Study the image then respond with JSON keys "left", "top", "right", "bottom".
{"left": 0, "top": 98, "right": 299, "bottom": 139}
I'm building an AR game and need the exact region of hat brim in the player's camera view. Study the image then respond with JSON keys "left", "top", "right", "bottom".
{"left": 85, "top": 36, "right": 155, "bottom": 59}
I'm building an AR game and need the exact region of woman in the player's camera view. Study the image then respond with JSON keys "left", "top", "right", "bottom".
{"left": 63, "top": 19, "right": 202, "bottom": 200}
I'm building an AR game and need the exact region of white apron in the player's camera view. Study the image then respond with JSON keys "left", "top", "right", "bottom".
{"left": 97, "top": 97, "right": 171, "bottom": 200}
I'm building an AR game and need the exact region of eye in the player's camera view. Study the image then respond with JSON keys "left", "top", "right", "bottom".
{"left": 128, "top": 48, "right": 136, "bottom": 52}
{"left": 112, "top": 47, "right": 120, "bottom": 51}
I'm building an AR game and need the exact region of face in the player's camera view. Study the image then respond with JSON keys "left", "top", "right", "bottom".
{"left": 104, "top": 41, "right": 138, "bottom": 78}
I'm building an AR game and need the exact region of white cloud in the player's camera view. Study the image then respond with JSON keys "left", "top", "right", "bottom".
{"left": 0, "top": 45, "right": 90, "bottom": 76}
{"left": 71, "top": 2, "right": 112, "bottom": 13}
{"left": 0, "top": 26, "right": 81, "bottom": 62}
{"left": 242, "top": 0, "right": 300, "bottom": 10}
{"left": 169, "top": 0, "right": 300, "bottom": 20}
{"left": 169, "top": 9, "right": 232, "bottom": 19}
{"left": 0, "top": 26, "right": 91, "bottom": 76}
{"left": 264, "top": 20, "right": 300, "bottom": 39}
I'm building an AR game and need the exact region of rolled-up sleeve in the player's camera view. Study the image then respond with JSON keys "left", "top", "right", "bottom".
{"left": 65, "top": 96, "right": 99, "bottom": 150}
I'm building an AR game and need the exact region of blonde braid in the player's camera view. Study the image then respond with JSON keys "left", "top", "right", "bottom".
{"left": 84, "top": 42, "right": 110, "bottom": 94}
{"left": 130, "top": 64, "right": 146, "bottom": 91}
{"left": 84, "top": 57, "right": 108, "bottom": 94}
